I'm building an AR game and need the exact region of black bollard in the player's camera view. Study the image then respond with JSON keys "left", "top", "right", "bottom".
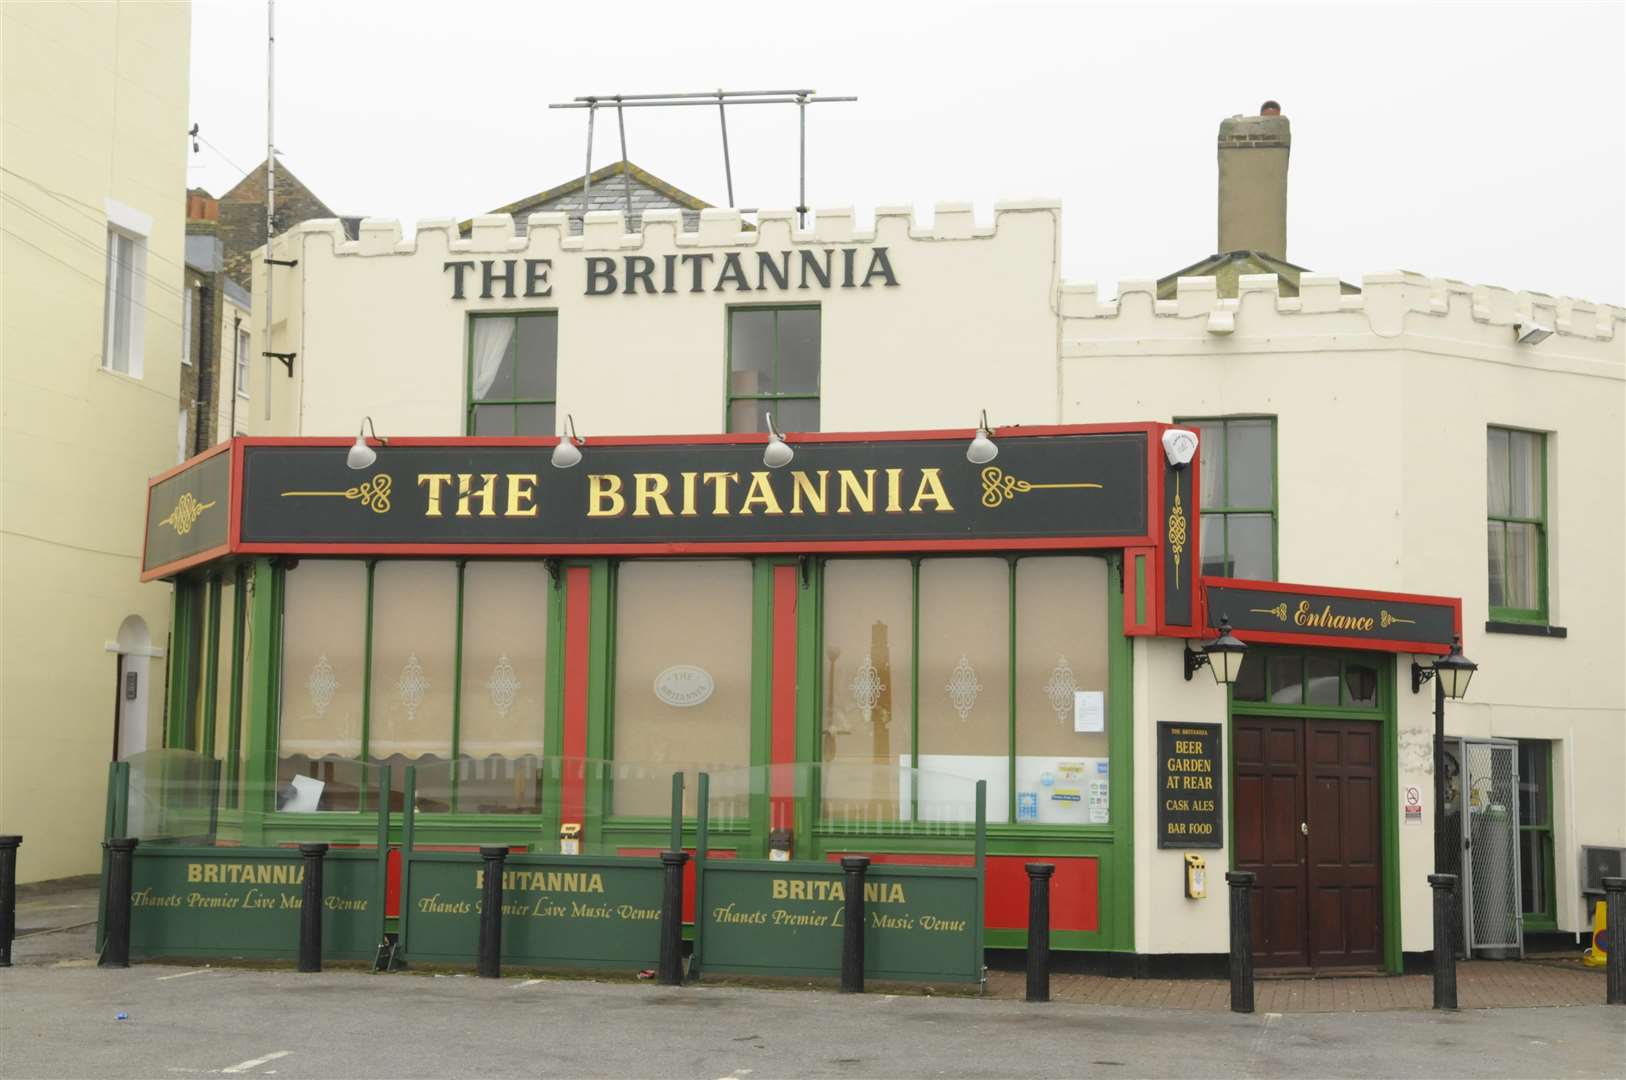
{"left": 1225, "top": 871, "right": 1255, "bottom": 1014}
{"left": 1025, "top": 863, "right": 1055, "bottom": 1003}
{"left": 477, "top": 846, "right": 507, "bottom": 978}
{"left": 1604, "top": 877, "right": 1626, "bottom": 1006}
{"left": 297, "top": 843, "right": 328, "bottom": 973}
{"left": 840, "top": 856, "right": 869, "bottom": 994}
{"left": 1429, "top": 874, "right": 1458, "bottom": 1010}
{"left": 101, "top": 838, "right": 138, "bottom": 968}
{"left": 0, "top": 835, "right": 20, "bottom": 967}
{"left": 658, "top": 851, "right": 689, "bottom": 986}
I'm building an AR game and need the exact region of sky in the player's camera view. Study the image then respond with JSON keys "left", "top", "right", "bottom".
{"left": 186, "top": 0, "right": 1626, "bottom": 303}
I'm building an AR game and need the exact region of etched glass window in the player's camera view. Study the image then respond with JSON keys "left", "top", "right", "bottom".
{"left": 821, "top": 560, "right": 913, "bottom": 822}
{"left": 611, "top": 561, "right": 753, "bottom": 816}
{"left": 368, "top": 562, "right": 457, "bottom": 808}
{"left": 1014, "top": 558, "right": 1111, "bottom": 824}
{"left": 457, "top": 563, "right": 550, "bottom": 813}
{"left": 917, "top": 558, "right": 1011, "bottom": 824}
{"left": 278, "top": 561, "right": 367, "bottom": 805}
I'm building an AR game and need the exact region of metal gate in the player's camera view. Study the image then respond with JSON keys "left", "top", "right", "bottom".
{"left": 1440, "top": 737, "right": 1523, "bottom": 958}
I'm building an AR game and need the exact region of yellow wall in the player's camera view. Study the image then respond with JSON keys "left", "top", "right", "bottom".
{"left": 2, "top": 1, "right": 192, "bottom": 882}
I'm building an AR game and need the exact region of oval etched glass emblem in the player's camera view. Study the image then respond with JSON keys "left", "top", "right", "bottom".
{"left": 654, "top": 665, "right": 715, "bottom": 708}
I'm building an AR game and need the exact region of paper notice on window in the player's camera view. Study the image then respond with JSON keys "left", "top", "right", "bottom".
{"left": 1074, "top": 690, "right": 1105, "bottom": 733}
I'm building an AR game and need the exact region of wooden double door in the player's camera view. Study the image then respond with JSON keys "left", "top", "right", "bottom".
{"left": 1233, "top": 717, "right": 1384, "bottom": 969}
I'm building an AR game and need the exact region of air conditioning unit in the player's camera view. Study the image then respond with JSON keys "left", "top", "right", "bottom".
{"left": 1580, "top": 846, "right": 1625, "bottom": 896}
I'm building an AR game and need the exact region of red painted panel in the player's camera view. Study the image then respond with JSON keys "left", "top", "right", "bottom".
{"left": 386, "top": 847, "right": 401, "bottom": 918}
{"left": 826, "top": 851, "right": 1099, "bottom": 933}
{"left": 769, "top": 565, "right": 799, "bottom": 832}
{"left": 617, "top": 847, "right": 737, "bottom": 923}
{"left": 561, "top": 566, "right": 592, "bottom": 825}
{"left": 985, "top": 854, "right": 1099, "bottom": 932}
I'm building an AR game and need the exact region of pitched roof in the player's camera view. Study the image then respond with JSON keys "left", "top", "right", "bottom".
{"left": 1156, "top": 250, "right": 1361, "bottom": 300}
{"left": 461, "top": 160, "right": 715, "bottom": 234}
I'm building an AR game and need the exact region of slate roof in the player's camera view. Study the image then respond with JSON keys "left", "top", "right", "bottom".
{"left": 1156, "top": 250, "right": 1361, "bottom": 300}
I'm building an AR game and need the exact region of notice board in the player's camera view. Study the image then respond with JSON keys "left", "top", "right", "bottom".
{"left": 1156, "top": 722, "right": 1222, "bottom": 849}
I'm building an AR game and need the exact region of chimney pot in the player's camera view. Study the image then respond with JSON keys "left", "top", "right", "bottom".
{"left": 1217, "top": 108, "right": 1291, "bottom": 258}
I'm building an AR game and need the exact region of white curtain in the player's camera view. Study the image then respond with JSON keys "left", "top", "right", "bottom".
{"left": 470, "top": 318, "right": 515, "bottom": 402}
{"left": 1486, "top": 428, "right": 1510, "bottom": 516}
{"left": 1198, "top": 422, "right": 1223, "bottom": 507}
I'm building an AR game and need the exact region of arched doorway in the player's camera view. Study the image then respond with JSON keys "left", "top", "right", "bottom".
{"left": 114, "top": 615, "right": 154, "bottom": 760}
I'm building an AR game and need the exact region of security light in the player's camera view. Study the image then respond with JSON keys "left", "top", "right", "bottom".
{"left": 345, "top": 417, "right": 384, "bottom": 470}
{"left": 551, "top": 414, "right": 583, "bottom": 469}
{"left": 763, "top": 413, "right": 794, "bottom": 469}
{"left": 1514, "top": 321, "right": 1552, "bottom": 345}
{"left": 966, "top": 410, "right": 999, "bottom": 464}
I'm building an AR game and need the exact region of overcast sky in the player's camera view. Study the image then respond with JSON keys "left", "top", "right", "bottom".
{"left": 187, "top": 1, "right": 1625, "bottom": 303}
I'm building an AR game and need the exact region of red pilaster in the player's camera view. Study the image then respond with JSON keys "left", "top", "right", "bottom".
{"left": 561, "top": 565, "right": 591, "bottom": 825}
{"left": 769, "top": 564, "right": 799, "bottom": 831}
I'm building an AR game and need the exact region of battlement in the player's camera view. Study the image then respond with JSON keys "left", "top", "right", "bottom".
{"left": 1061, "top": 272, "right": 1624, "bottom": 346}
{"left": 288, "top": 200, "right": 1063, "bottom": 260}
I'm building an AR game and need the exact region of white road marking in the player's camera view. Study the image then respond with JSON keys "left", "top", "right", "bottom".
{"left": 517, "top": 978, "right": 545, "bottom": 988}
{"left": 221, "top": 1051, "right": 291, "bottom": 1074}
{"left": 156, "top": 968, "right": 210, "bottom": 981}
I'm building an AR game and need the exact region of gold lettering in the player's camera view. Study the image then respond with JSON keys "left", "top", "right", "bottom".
{"left": 418, "top": 473, "right": 453, "bottom": 517}
{"left": 456, "top": 473, "right": 499, "bottom": 517}
{"left": 885, "top": 468, "right": 904, "bottom": 512}
{"left": 739, "top": 472, "right": 784, "bottom": 515}
{"left": 910, "top": 468, "right": 954, "bottom": 513}
{"left": 633, "top": 473, "right": 674, "bottom": 517}
{"left": 790, "top": 470, "right": 828, "bottom": 514}
{"left": 680, "top": 472, "right": 699, "bottom": 516}
{"left": 187, "top": 864, "right": 201, "bottom": 883}
{"left": 837, "top": 469, "right": 876, "bottom": 514}
{"left": 772, "top": 879, "right": 788, "bottom": 899}
{"left": 701, "top": 472, "right": 737, "bottom": 515}
{"left": 587, "top": 474, "right": 626, "bottom": 517}
{"left": 506, "top": 474, "right": 539, "bottom": 517}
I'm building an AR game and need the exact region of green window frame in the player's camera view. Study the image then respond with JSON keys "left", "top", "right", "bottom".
{"left": 1516, "top": 739, "right": 1557, "bottom": 930}
{"left": 162, "top": 566, "right": 251, "bottom": 806}
{"left": 1487, "top": 426, "right": 1548, "bottom": 623}
{"left": 1177, "top": 415, "right": 1278, "bottom": 581}
{"left": 725, "top": 304, "right": 820, "bottom": 433}
{"left": 465, "top": 312, "right": 558, "bottom": 436}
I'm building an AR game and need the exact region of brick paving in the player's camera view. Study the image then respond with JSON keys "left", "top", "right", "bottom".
{"left": 984, "top": 960, "right": 1608, "bottom": 1012}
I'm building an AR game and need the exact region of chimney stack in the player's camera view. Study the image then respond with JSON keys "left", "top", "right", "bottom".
{"left": 1217, "top": 101, "right": 1290, "bottom": 258}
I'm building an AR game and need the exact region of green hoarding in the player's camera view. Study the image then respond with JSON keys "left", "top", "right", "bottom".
{"left": 697, "top": 860, "right": 982, "bottom": 983}
{"left": 401, "top": 853, "right": 664, "bottom": 969}
{"left": 127, "top": 848, "right": 383, "bottom": 961}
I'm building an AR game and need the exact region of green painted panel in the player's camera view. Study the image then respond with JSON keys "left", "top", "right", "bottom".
{"left": 403, "top": 853, "right": 663, "bottom": 969}
{"left": 699, "top": 860, "right": 980, "bottom": 982}
{"left": 128, "top": 848, "right": 381, "bottom": 961}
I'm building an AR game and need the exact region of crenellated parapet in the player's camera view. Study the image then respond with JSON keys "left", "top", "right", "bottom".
{"left": 1062, "top": 271, "right": 1623, "bottom": 348}
{"left": 286, "top": 200, "right": 1061, "bottom": 260}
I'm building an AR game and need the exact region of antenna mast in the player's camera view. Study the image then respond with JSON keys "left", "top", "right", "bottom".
{"left": 262, "top": 0, "right": 275, "bottom": 421}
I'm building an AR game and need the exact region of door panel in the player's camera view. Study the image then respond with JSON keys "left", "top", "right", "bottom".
{"left": 1235, "top": 714, "right": 1384, "bottom": 970}
{"left": 1304, "top": 720, "right": 1383, "bottom": 967}
{"left": 1233, "top": 717, "right": 1309, "bottom": 968}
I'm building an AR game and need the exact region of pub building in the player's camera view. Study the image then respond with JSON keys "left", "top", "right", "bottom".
{"left": 140, "top": 125, "right": 1624, "bottom": 974}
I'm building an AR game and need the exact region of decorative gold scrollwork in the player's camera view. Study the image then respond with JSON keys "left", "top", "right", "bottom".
{"left": 980, "top": 466, "right": 1102, "bottom": 509}
{"left": 1379, "top": 609, "right": 1416, "bottom": 628}
{"left": 159, "top": 492, "right": 217, "bottom": 535}
{"left": 1166, "top": 473, "right": 1187, "bottom": 590}
{"left": 1250, "top": 603, "right": 1289, "bottom": 622}
{"left": 281, "top": 473, "right": 392, "bottom": 514}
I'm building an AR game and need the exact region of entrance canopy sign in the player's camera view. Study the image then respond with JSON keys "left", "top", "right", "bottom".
{"left": 1202, "top": 577, "right": 1461, "bottom": 655}
{"left": 142, "top": 425, "right": 1172, "bottom": 577}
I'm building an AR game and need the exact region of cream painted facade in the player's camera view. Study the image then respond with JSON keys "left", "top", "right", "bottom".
{"left": 242, "top": 200, "right": 1623, "bottom": 957}
{"left": 2, "top": 2, "right": 193, "bottom": 881}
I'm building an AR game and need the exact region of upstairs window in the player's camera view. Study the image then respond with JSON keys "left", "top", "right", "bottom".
{"left": 1181, "top": 416, "right": 1276, "bottom": 581}
{"left": 467, "top": 313, "right": 557, "bottom": 436}
{"left": 1487, "top": 426, "right": 1547, "bottom": 621}
{"left": 103, "top": 226, "right": 146, "bottom": 376}
{"left": 727, "top": 306, "right": 819, "bottom": 433}
{"left": 236, "top": 326, "right": 251, "bottom": 398}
